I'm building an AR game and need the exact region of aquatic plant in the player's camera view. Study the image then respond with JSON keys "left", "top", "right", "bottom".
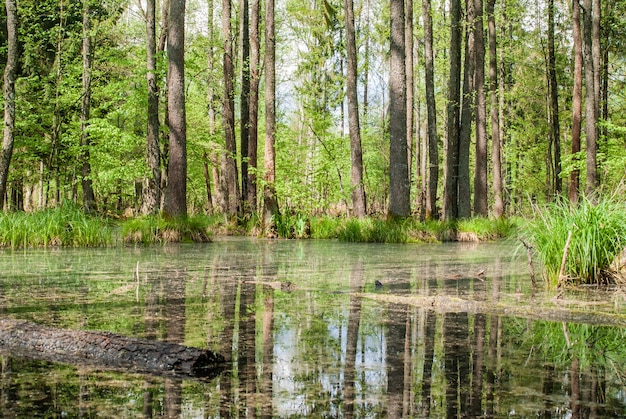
{"left": 523, "top": 195, "right": 626, "bottom": 286}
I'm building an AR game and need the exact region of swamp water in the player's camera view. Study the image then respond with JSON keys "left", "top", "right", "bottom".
{"left": 0, "top": 238, "right": 624, "bottom": 418}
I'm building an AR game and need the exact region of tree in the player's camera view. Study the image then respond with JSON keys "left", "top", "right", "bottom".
{"left": 262, "top": 0, "right": 279, "bottom": 233}
{"left": 422, "top": 0, "right": 439, "bottom": 220}
{"left": 80, "top": 0, "right": 96, "bottom": 211}
{"left": 487, "top": 0, "right": 503, "bottom": 217}
{"left": 0, "top": 0, "right": 18, "bottom": 208}
{"left": 142, "top": 0, "right": 161, "bottom": 215}
{"left": 569, "top": 0, "right": 583, "bottom": 204}
{"left": 583, "top": 0, "right": 598, "bottom": 196}
{"left": 163, "top": 0, "right": 187, "bottom": 217}
{"left": 547, "top": 0, "right": 561, "bottom": 197}
{"left": 247, "top": 0, "right": 261, "bottom": 211}
{"left": 221, "top": 0, "right": 240, "bottom": 217}
{"left": 443, "top": 0, "right": 463, "bottom": 220}
{"left": 388, "top": 0, "right": 410, "bottom": 217}
{"left": 473, "top": 0, "right": 488, "bottom": 217}
{"left": 344, "top": 0, "right": 367, "bottom": 217}
{"left": 239, "top": 0, "right": 250, "bottom": 212}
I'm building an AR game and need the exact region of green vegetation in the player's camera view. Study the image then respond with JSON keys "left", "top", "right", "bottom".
{"left": 522, "top": 195, "right": 626, "bottom": 286}
{"left": 120, "top": 214, "right": 213, "bottom": 244}
{"left": 0, "top": 203, "right": 113, "bottom": 248}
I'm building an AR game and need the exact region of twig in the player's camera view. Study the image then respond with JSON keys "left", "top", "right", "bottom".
{"left": 520, "top": 238, "right": 537, "bottom": 289}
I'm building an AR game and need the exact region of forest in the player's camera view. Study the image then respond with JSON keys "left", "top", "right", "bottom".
{"left": 0, "top": 0, "right": 623, "bottom": 224}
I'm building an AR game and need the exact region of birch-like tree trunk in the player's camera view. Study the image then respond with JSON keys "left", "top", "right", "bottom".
{"left": 0, "top": 0, "right": 17, "bottom": 208}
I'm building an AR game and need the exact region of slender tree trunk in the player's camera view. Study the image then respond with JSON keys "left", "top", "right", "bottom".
{"left": 548, "top": 0, "right": 561, "bottom": 196}
{"left": 363, "top": 0, "right": 370, "bottom": 117}
{"left": 570, "top": 0, "right": 582, "bottom": 204}
{"left": 345, "top": 0, "right": 367, "bottom": 217}
{"left": 222, "top": 0, "right": 240, "bottom": 217}
{"left": 263, "top": 0, "right": 279, "bottom": 234}
{"left": 80, "top": 0, "right": 96, "bottom": 211}
{"left": 458, "top": 0, "right": 476, "bottom": 218}
{"left": 488, "top": 0, "right": 504, "bottom": 217}
{"left": 0, "top": 0, "right": 17, "bottom": 208}
{"left": 405, "top": 0, "right": 414, "bottom": 188}
{"left": 240, "top": 0, "right": 250, "bottom": 212}
{"left": 247, "top": 0, "right": 260, "bottom": 212}
{"left": 473, "top": 0, "right": 488, "bottom": 216}
{"left": 142, "top": 0, "right": 161, "bottom": 215}
{"left": 163, "top": 0, "right": 187, "bottom": 217}
{"left": 582, "top": 0, "right": 597, "bottom": 196}
{"left": 443, "top": 0, "right": 463, "bottom": 220}
{"left": 422, "top": 0, "right": 438, "bottom": 220}
{"left": 389, "top": 0, "right": 410, "bottom": 217}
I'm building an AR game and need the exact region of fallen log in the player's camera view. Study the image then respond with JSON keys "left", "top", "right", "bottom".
{"left": 0, "top": 319, "right": 225, "bottom": 380}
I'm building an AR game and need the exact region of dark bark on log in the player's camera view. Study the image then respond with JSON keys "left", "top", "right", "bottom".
{"left": 0, "top": 319, "right": 225, "bottom": 380}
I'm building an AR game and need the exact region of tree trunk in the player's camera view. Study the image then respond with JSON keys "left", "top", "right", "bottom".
{"left": 389, "top": 0, "right": 410, "bottom": 217}
{"left": 163, "top": 0, "right": 187, "bottom": 217}
{"left": 0, "top": 319, "right": 224, "bottom": 379}
{"left": 548, "top": 0, "right": 561, "bottom": 196}
{"left": 345, "top": 0, "right": 367, "bottom": 217}
{"left": 263, "top": 0, "right": 279, "bottom": 234}
{"left": 222, "top": 0, "right": 240, "bottom": 217}
{"left": 473, "top": 0, "right": 488, "bottom": 217}
{"left": 240, "top": 0, "right": 250, "bottom": 212}
{"left": 142, "top": 0, "right": 162, "bottom": 215}
{"left": 488, "top": 0, "right": 503, "bottom": 217}
{"left": 443, "top": 0, "right": 462, "bottom": 220}
{"left": 582, "top": 0, "right": 597, "bottom": 196}
{"left": 0, "top": 0, "right": 18, "bottom": 208}
{"left": 405, "top": 0, "right": 414, "bottom": 189}
{"left": 247, "top": 0, "right": 260, "bottom": 212}
{"left": 422, "top": 0, "right": 438, "bottom": 220}
{"left": 458, "top": 0, "right": 475, "bottom": 219}
{"left": 80, "top": 0, "right": 96, "bottom": 212}
{"left": 570, "top": 0, "right": 582, "bottom": 204}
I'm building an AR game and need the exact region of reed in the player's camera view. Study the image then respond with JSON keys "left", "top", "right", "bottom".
{"left": 523, "top": 195, "right": 626, "bottom": 286}
{"left": 121, "top": 214, "right": 212, "bottom": 244}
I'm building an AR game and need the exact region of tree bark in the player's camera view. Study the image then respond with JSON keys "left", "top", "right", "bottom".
{"left": 240, "top": 0, "right": 250, "bottom": 212}
{"left": 80, "top": 0, "right": 96, "bottom": 211}
{"left": 422, "top": 0, "right": 438, "bottom": 220}
{"left": 570, "top": 0, "right": 582, "bottom": 204}
{"left": 389, "top": 0, "right": 410, "bottom": 217}
{"left": 263, "top": 0, "right": 279, "bottom": 234}
{"left": 0, "top": 0, "right": 18, "bottom": 208}
{"left": 548, "top": 0, "right": 561, "bottom": 196}
{"left": 473, "top": 0, "right": 488, "bottom": 217}
{"left": 443, "top": 0, "right": 462, "bottom": 220}
{"left": 458, "top": 0, "right": 475, "bottom": 218}
{"left": 582, "top": 0, "right": 597, "bottom": 196}
{"left": 488, "top": 0, "right": 504, "bottom": 217}
{"left": 222, "top": 0, "right": 240, "bottom": 217}
{"left": 247, "top": 0, "right": 261, "bottom": 212}
{"left": 405, "top": 0, "right": 414, "bottom": 188}
{"left": 345, "top": 0, "right": 367, "bottom": 217}
{"left": 142, "top": 0, "right": 162, "bottom": 215}
{"left": 0, "top": 319, "right": 225, "bottom": 379}
{"left": 163, "top": 0, "right": 187, "bottom": 217}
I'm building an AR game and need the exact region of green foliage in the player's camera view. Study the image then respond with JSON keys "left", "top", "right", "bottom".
{"left": 523, "top": 195, "right": 626, "bottom": 285}
{"left": 121, "top": 214, "right": 212, "bottom": 244}
{"left": 0, "top": 203, "right": 113, "bottom": 248}
{"left": 274, "top": 212, "right": 311, "bottom": 239}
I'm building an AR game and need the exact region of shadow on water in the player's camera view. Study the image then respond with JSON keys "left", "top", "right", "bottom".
{"left": 0, "top": 238, "right": 625, "bottom": 417}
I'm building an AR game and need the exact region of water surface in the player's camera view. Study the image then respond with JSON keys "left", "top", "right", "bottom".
{"left": 0, "top": 238, "right": 624, "bottom": 417}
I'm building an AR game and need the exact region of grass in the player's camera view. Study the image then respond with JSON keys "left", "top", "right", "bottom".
{"left": 0, "top": 203, "right": 114, "bottom": 248}
{"left": 120, "top": 214, "right": 212, "bottom": 244}
{"left": 522, "top": 195, "right": 626, "bottom": 286}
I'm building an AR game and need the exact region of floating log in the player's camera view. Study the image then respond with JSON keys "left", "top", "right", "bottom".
{"left": 0, "top": 319, "right": 225, "bottom": 380}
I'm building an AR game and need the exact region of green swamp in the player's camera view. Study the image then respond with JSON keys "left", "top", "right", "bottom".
{"left": 0, "top": 238, "right": 624, "bottom": 418}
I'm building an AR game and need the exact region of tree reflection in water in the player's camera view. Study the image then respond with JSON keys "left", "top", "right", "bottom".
{"left": 0, "top": 240, "right": 624, "bottom": 417}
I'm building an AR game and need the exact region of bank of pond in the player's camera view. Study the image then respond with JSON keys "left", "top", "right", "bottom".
{"left": 0, "top": 195, "right": 625, "bottom": 287}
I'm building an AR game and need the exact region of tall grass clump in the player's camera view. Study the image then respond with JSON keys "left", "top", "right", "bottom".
{"left": 523, "top": 195, "right": 626, "bottom": 286}
{"left": 0, "top": 203, "right": 113, "bottom": 248}
{"left": 121, "top": 214, "right": 211, "bottom": 244}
